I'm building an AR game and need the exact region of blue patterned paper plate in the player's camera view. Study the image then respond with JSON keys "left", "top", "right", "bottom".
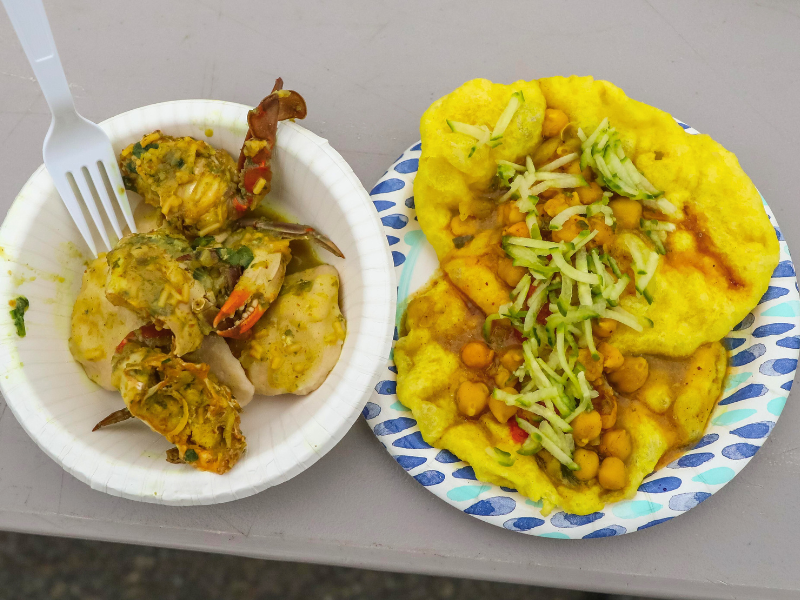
{"left": 365, "top": 123, "right": 799, "bottom": 538}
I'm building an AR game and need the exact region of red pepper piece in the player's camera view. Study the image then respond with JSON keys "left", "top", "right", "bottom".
{"left": 509, "top": 418, "right": 529, "bottom": 444}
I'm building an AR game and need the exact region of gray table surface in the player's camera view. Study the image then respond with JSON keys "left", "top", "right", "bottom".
{"left": 1, "top": 1, "right": 798, "bottom": 598}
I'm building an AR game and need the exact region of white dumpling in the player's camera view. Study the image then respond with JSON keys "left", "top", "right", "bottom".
{"left": 69, "top": 256, "right": 147, "bottom": 390}
{"left": 240, "top": 265, "right": 346, "bottom": 396}
{"left": 185, "top": 334, "right": 255, "bottom": 406}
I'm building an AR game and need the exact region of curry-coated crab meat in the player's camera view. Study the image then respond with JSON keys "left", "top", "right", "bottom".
{"left": 105, "top": 230, "right": 211, "bottom": 356}
{"left": 107, "top": 341, "right": 246, "bottom": 474}
{"left": 120, "top": 78, "right": 307, "bottom": 236}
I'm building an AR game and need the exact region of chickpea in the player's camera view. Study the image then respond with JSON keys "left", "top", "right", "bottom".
{"left": 598, "top": 456, "right": 627, "bottom": 490}
{"left": 564, "top": 160, "right": 583, "bottom": 176}
{"left": 578, "top": 347, "right": 603, "bottom": 382}
{"left": 499, "top": 348, "right": 524, "bottom": 372}
{"left": 588, "top": 216, "right": 614, "bottom": 247}
{"left": 489, "top": 389, "right": 519, "bottom": 423}
{"left": 494, "top": 366, "right": 512, "bottom": 388}
{"left": 497, "top": 257, "right": 527, "bottom": 287}
{"left": 461, "top": 341, "right": 495, "bottom": 369}
{"left": 577, "top": 182, "right": 604, "bottom": 205}
{"left": 600, "top": 429, "right": 632, "bottom": 461}
{"left": 542, "top": 108, "right": 569, "bottom": 138}
{"left": 551, "top": 216, "right": 589, "bottom": 243}
{"left": 571, "top": 410, "right": 602, "bottom": 446}
{"left": 557, "top": 138, "right": 581, "bottom": 156}
{"left": 607, "top": 356, "right": 649, "bottom": 393}
{"left": 457, "top": 381, "right": 489, "bottom": 417}
{"left": 499, "top": 202, "right": 526, "bottom": 225}
{"left": 609, "top": 198, "right": 642, "bottom": 230}
{"left": 503, "top": 221, "right": 530, "bottom": 238}
{"left": 598, "top": 342, "right": 624, "bottom": 372}
{"left": 592, "top": 318, "right": 617, "bottom": 338}
{"left": 543, "top": 195, "right": 569, "bottom": 218}
{"left": 451, "top": 215, "right": 478, "bottom": 236}
{"left": 573, "top": 448, "right": 600, "bottom": 482}
{"left": 600, "top": 398, "right": 618, "bottom": 430}
{"left": 531, "top": 136, "right": 561, "bottom": 166}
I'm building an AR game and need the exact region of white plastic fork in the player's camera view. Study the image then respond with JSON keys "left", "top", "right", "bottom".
{"left": 2, "top": 0, "right": 136, "bottom": 256}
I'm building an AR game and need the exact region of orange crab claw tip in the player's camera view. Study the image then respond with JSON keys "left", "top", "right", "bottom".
{"left": 213, "top": 289, "right": 251, "bottom": 327}
{"left": 217, "top": 306, "right": 266, "bottom": 339}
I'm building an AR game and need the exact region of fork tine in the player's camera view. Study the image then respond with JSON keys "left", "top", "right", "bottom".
{"left": 72, "top": 170, "right": 111, "bottom": 252}
{"left": 50, "top": 172, "right": 98, "bottom": 257}
{"left": 101, "top": 157, "right": 137, "bottom": 234}
{"left": 87, "top": 162, "right": 123, "bottom": 240}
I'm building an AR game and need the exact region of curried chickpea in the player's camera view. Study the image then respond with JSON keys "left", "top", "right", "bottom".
{"left": 592, "top": 318, "right": 618, "bottom": 338}
{"left": 542, "top": 108, "right": 569, "bottom": 138}
{"left": 600, "top": 398, "right": 618, "bottom": 430}
{"left": 573, "top": 448, "right": 600, "bottom": 482}
{"left": 551, "top": 216, "right": 589, "bottom": 243}
{"left": 489, "top": 389, "right": 519, "bottom": 423}
{"left": 451, "top": 215, "right": 478, "bottom": 236}
{"left": 503, "top": 221, "right": 530, "bottom": 238}
{"left": 497, "top": 257, "right": 527, "bottom": 287}
{"left": 461, "top": 341, "right": 495, "bottom": 369}
{"left": 571, "top": 410, "right": 602, "bottom": 446}
{"left": 598, "top": 456, "right": 627, "bottom": 490}
{"left": 499, "top": 348, "right": 524, "bottom": 372}
{"left": 578, "top": 347, "right": 604, "bottom": 382}
{"left": 588, "top": 216, "right": 614, "bottom": 247}
{"left": 609, "top": 198, "right": 642, "bottom": 230}
{"left": 543, "top": 195, "right": 569, "bottom": 218}
{"left": 598, "top": 342, "right": 624, "bottom": 372}
{"left": 457, "top": 381, "right": 489, "bottom": 417}
{"left": 600, "top": 429, "right": 632, "bottom": 461}
{"left": 607, "top": 356, "right": 649, "bottom": 393}
{"left": 577, "top": 182, "right": 604, "bottom": 205}
{"left": 499, "top": 202, "right": 526, "bottom": 225}
{"left": 494, "top": 366, "right": 512, "bottom": 387}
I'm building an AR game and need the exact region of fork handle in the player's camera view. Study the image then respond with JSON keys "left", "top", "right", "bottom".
{"left": 1, "top": 0, "right": 76, "bottom": 119}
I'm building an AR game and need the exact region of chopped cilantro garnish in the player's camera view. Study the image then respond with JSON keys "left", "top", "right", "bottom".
{"left": 9, "top": 296, "right": 28, "bottom": 337}
{"left": 220, "top": 246, "right": 254, "bottom": 268}
{"left": 191, "top": 236, "right": 215, "bottom": 249}
{"left": 132, "top": 142, "right": 159, "bottom": 158}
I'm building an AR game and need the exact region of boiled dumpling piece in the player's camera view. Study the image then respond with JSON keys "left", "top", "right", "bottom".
{"left": 69, "top": 256, "right": 147, "bottom": 390}
{"left": 185, "top": 334, "right": 255, "bottom": 406}
{"left": 240, "top": 265, "right": 346, "bottom": 395}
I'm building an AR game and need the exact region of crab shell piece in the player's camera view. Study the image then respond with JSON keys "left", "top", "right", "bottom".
{"left": 236, "top": 78, "right": 307, "bottom": 212}
{"left": 234, "top": 218, "right": 345, "bottom": 259}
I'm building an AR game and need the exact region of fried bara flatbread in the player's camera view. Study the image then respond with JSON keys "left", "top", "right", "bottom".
{"left": 414, "top": 76, "right": 779, "bottom": 357}
{"left": 394, "top": 275, "right": 705, "bottom": 516}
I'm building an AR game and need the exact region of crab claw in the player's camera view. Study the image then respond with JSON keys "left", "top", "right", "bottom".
{"left": 235, "top": 79, "right": 307, "bottom": 211}
{"left": 214, "top": 252, "right": 288, "bottom": 338}
{"left": 235, "top": 218, "right": 345, "bottom": 259}
{"left": 214, "top": 289, "right": 266, "bottom": 338}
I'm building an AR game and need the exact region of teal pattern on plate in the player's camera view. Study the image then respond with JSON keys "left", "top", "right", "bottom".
{"left": 364, "top": 124, "right": 799, "bottom": 539}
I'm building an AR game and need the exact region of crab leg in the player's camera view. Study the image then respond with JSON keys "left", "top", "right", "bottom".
{"left": 235, "top": 218, "right": 345, "bottom": 259}
{"left": 92, "top": 407, "right": 134, "bottom": 431}
{"left": 234, "top": 78, "right": 307, "bottom": 213}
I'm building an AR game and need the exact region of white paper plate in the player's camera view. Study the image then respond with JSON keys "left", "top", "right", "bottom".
{"left": 365, "top": 126, "right": 798, "bottom": 538}
{"left": 0, "top": 100, "right": 395, "bottom": 505}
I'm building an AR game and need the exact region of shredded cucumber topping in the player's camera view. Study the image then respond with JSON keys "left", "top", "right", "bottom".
{"left": 581, "top": 120, "right": 662, "bottom": 201}
{"left": 486, "top": 446, "right": 516, "bottom": 467}
{"left": 447, "top": 91, "right": 524, "bottom": 156}
{"left": 472, "top": 115, "right": 680, "bottom": 470}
